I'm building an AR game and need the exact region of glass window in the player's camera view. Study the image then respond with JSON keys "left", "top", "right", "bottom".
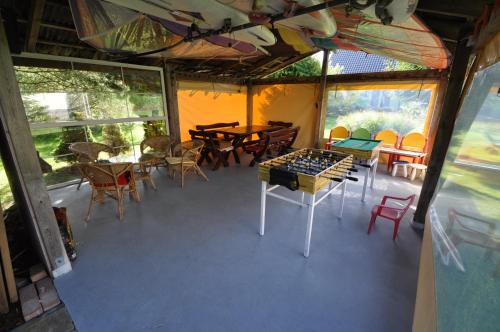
{"left": 324, "top": 85, "right": 434, "bottom": 138}
{"left": 16, "top": 65, "right": 165, "bottom": 124}
{"left": 0, "top": 159, "right": 13, "bottom": 208}
{"left": 15, "top": 61, "right": 168, "bottom": 186}
{"left": 429, "top": 62, "right": 500, "bottom": 331}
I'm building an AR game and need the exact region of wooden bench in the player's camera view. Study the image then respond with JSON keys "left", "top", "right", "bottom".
{"left": 267, "top": 120, "right": 293, "bottom": 128}
{"left": 243, "top": 127, "right": 300, "bottom": 166}
{"left": 189, "top": 129, "right": 234, "bottom": 170}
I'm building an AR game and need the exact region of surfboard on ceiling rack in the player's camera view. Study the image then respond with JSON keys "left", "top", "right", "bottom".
{"left": 157, "top": 18, "right": 268, "bottom": 55}
{"left": 216, "top": 0, "right": 337, "bottom": 37}
{"left": 277, "top": 27, "right": 316, "bottom": 53}
{"left": 70, "top": 0, "right": 265, "bottom": 59}
{"left": 104, "top": 0, "right": 277, "bottom": 47}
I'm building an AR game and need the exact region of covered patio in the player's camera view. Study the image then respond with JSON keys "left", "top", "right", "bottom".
{"left": 0, "top": 1, "right": 498, "bottom": 331}
{"left": 51, "top": 159, "right": 423, "bottom": 331}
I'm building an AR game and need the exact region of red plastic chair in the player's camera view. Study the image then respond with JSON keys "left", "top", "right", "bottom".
{"left": 367, "top": 194, "right": 416, "bottom": 240}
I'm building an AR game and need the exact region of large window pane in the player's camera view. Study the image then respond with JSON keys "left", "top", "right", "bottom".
{"left": 324, "top": 86, "right": 433, "bottom": 138}
{"left": 430, "top": 62, "right": 500, "bottom": 331}
{"left": 15, "top": 60, "right": 167, "bottom": 187}
{"left": 16, "top": 65, "right": 165, "bottom": 123}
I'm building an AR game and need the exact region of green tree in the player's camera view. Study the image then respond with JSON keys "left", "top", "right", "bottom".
{"left": 103, "top": 124, "right": 130, "bottom": 154}
{"left": 267, "top": 56, "right": 322, "bottom": 78}
{"left": 143, "top": 120, "right": 167, "bottom": 139}
{"left": 385, "top": 60, "right": 426, "bottom": 71}
{"left": 53, "top": 126, "right": 89, "bottom": 161}
{"left": 22, "top": 97, "right": 50, "bottom": 122}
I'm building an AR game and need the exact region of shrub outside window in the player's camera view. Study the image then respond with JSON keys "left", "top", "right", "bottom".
{"left": 324, "top": 83, "right": 436, "bottom": 138}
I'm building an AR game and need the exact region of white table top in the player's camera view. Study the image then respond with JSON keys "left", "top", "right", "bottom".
{"left": 108, "top": 153, "right": 157, "bottom": 164}
{"left": 380, "top": 147, "right": 427, "bottom": 158}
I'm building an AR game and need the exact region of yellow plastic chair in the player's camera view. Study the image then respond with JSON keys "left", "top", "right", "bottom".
{"left": 375, "top": 129, "right": 398, "bottom": 147}
{"left": 400, "top": 132, "right": 427, "bottom": 152}
{"left": 375, "top": 129, "right": 399, "bottom": 171}
{"left": 398, "top": 132, "right": 427, "bottom": 164}
{"left": 325, "top": 126, "right": 350, "bottom": 149}
{"left": 351, "top": 128, "right": 371, "bottom": 140}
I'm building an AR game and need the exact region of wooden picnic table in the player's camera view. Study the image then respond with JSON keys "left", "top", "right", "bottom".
{"left": 210, "top": 125, "right": 283, "bottom": 164}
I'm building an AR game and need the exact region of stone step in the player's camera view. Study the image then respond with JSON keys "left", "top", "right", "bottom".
{"left": 35, "top": 277, "right": 60, "bottom": 312}
{"left": 19, "top": 284, "right": 43, "bottom": 321}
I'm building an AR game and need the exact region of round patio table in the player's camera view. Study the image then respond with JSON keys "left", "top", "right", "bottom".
{"left": 109, "top": 154, "right": 158, "bottom": 190}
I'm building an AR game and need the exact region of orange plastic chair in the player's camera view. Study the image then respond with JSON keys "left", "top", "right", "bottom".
{"left": 397, "top": 132, "right": 427, "bottom": 164}
{"left": 375, "top": 129, "right": 399, "bottom": 169}
{"left": 324, "top": 126, "right": 350, "bottom": 149}
{"left": 351, "top": 128, "right": 371, "bottom": 140}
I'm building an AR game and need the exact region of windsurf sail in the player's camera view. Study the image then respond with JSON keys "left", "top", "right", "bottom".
{"left": 322, "top": 6, "right": 450, "bottom": 69}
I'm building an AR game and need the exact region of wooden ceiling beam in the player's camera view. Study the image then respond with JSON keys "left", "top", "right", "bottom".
{"left": 17, "top": 19, "right": 77, "bottom": 33}
{"left": 252, "top": 69, "right": 445, "bottom": 86}
{"left": 37, "top": 39, "right": 93, "bottom": 50}
{"left": 25, "top": 0, "right": 46, "bottom": 52}
{"left": 176, "top": 72, "right": 244, "bottom": 84}
{"left": 417, "top": 0, "right": 486, "bottom": 20}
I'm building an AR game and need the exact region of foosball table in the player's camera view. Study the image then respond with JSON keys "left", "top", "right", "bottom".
{"left": 258, "top": 148, "right": 358, "bottom": 257}
{"left": 330, "top": 138, "right": 382, "bottom": 202}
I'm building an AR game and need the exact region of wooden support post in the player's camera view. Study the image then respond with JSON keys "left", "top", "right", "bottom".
{"left": 25, "top": 0, "right": 46, "bottom": 52}
{"left": 164, "top": 63, "right": 181, "bottom": 145}
{"left": 425, "top": 77, "right": 448, "bottom": 163}
{"left": 314, "top": 50, "right": 330, "bottom": 148}
{"left": 0, "top": 16, "right": 70, "bottom": 277}
{"left": 0, "top": 202, "right": 17, "bottom": 303}
{"left": 413, "top": 37, "right": 472, "bottom": 224}
{"left": 412, "top": 216, "right": 437, "bottom": 331}
{"left": 247, "top": 82, "right": 253, "bottom": 127}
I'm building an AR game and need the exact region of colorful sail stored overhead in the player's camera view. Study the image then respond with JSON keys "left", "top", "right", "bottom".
{"left": 322, "top": 6, "right": 450, "bottom": 69}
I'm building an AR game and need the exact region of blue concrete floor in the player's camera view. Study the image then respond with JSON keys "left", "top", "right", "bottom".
{"left": 50, "top": 156, "right": 423, "bottom": 332}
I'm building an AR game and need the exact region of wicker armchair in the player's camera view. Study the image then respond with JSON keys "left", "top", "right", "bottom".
{"left": 139, "top": 135, "right": 171, "bottom": 168}
{"left": 165, "top": 140, "right": 208, "bottom": 187}
{"left": 69, "top": 142, "right": 115, "bottom": 190}
{"left": 78, "top": 162, "right": 139, "bottom": 221}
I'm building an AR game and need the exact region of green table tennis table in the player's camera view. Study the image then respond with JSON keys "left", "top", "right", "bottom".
{"left": 331, "top": 138, "right": 382, "bottom": 202}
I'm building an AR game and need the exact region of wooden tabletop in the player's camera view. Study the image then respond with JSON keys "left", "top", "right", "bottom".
{"left": 212, "top": 125, "right": 281, "bottom": 136}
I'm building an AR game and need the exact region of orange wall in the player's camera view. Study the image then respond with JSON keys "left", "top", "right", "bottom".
{"left": 253, "top": 84, "right": 319, "bottom": 148}
{"left": 178, "top": 84, "right": 247, "bottom": 141}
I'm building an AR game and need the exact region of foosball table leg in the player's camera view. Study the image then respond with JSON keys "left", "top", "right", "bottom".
{"left": 362, "top": 166, "right": 370, "bottom": 202}
{"left": 304, "top": 193, "right": 316, "bottom": 258}
{"left": 260, "top": 181, "right": 267, "bottom": 236}
{"left": 370, "top": 158, "right": 378, "bottom": 189}
{"left": 339, "top": 180, "right": 347, "bottom": 219}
